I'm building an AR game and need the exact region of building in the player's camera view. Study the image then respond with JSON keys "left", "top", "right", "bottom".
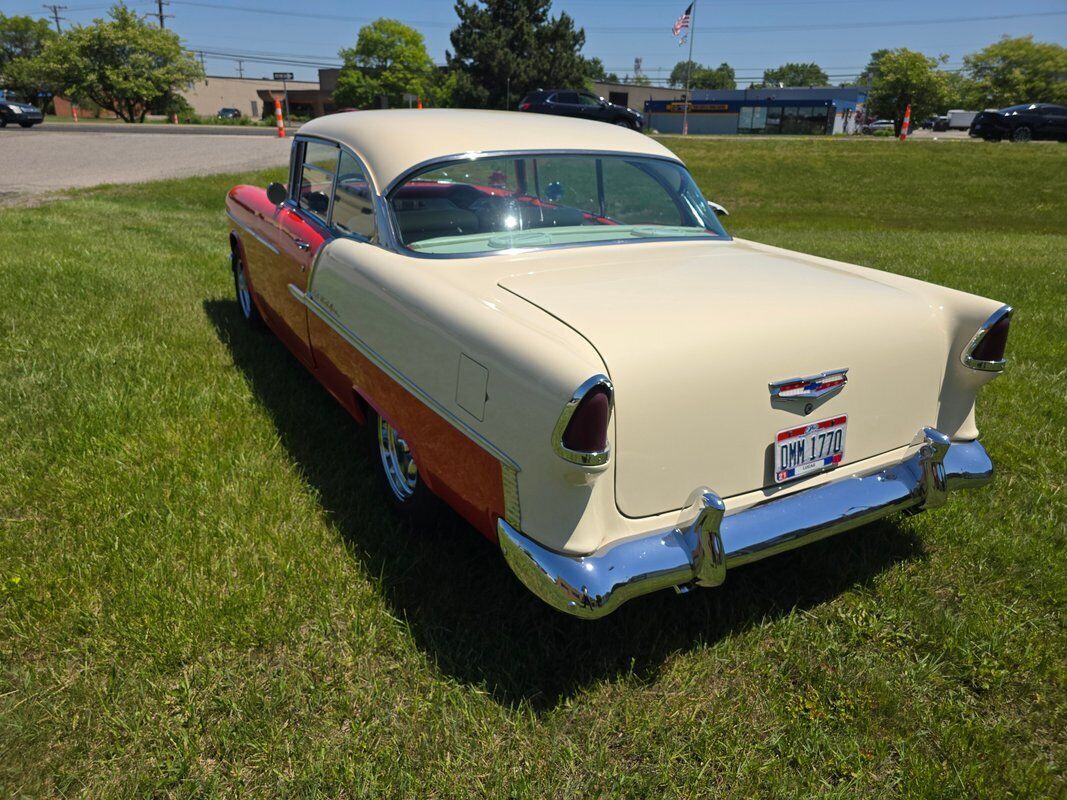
{"left": 645, "top": 87, "right": 868, "bottom": 135}
{"left": 184, "top": 75, "right": 319, "bottom": 119}
{"left": 590, "top": 81, "right": 682, "bottom": 109}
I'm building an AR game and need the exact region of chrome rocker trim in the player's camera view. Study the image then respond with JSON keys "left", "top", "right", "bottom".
{"left": 498, "top": 428, "right": 993, "bottom": 619}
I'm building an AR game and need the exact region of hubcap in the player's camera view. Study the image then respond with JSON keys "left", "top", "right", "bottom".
{"left": 377, "top": 417, "right": 418, "bottom": 501}
{"left": 236, "top": 263, "right": 253, "bottom": 318}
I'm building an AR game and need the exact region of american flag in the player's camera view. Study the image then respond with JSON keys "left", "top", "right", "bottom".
{"left": 672, "top": 3, "right": 693, "bottom": 37}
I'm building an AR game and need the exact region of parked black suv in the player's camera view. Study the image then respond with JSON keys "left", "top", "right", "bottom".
{"left": 518, "top": 89, "right": 644, "bottom": 130}
{"left": 969, "top": 103, "right": 1067, "bottom": 142}
{"left": 0, "top": 99, "right": 44, "bottom": 128}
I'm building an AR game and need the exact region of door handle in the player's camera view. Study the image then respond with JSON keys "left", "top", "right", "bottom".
{"left": 293, "top": 239, "right": 310, "bottom": 251}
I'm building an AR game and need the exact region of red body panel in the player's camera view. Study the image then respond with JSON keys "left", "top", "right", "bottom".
{"left": 226, "top": 185, "right": 505, "bottom": 541}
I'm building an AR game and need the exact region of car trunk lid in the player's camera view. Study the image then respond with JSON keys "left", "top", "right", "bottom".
{"left": 498, "top": 239, "right": 945, "bottom": 518}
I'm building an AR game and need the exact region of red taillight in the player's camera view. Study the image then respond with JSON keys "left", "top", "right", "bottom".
{"left": 963, "top": 306, "right": 1012, "bottom": 372}
{"left": 971, "top": 313, "right": 1010, "bottom": 363}
{"left": 561, "top": 385, "right": 611, "bottom": 453}
{"left": 519, "top": 102, "right": 531, "bottom": 111}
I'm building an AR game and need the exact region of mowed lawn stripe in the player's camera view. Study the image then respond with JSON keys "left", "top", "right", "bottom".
{"left": 0, "top": 140, "right": 1064, "bottom": 797}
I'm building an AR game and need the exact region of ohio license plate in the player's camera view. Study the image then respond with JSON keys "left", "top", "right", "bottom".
{"left": 774, "top": 415, "right": 847, "bottom": 483}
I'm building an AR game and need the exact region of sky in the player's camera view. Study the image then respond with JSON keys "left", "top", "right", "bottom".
{"left": 6, "top": 0, "right": 1067, "bottom": 86}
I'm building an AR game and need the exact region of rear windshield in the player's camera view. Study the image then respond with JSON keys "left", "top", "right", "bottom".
{"left": 389, "top": 153, "right": 728, "bottom": 255}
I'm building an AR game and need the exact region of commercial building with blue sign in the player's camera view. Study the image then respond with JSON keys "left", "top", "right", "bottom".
{"left": 645, "top": 87, "right": 868, "bottom": 135}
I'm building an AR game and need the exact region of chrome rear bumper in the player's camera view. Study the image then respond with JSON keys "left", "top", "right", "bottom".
{"left": 498, "top": 428, "right": 993, "bottom": 619}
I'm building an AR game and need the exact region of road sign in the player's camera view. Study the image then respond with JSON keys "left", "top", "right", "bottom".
{"left": 273, "top": 72, "right": 294, "bottom": 81}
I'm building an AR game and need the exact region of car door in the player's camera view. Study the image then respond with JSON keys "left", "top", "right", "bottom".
{"left": 1040, "top": 105, "right": 1067, "bottom": 139}
{"left": 549, "top": 91, "right": 582, "bottom": 119}
{"left": 257, "top": 138, "right": 338, "bottom": 366}
{"left": 304, "top": 148, "right": 378, "bottom": 416}
{"left": 575, "top": 92, "right": 604, "bottom": 122}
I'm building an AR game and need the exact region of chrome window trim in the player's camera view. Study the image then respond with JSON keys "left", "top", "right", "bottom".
{"left": 961, "top": 305, "right": 1012, "bottom": 372}
{"left": 331, "top": 148, "right": 378, "bottom": 244}
{"left": 292, "top": 134, "right": 383, "bottom": 243}
{"left": 397, "top": 234, "right": 734, "bottom": 260}
{"left": 551, "top": 374, "right": 614, "bottom": 468}
{"left": 293, "top": 138, "right": 340, "bottom": 228}
{"left": 288, "top": 282, "right": 522, "bottom": 473}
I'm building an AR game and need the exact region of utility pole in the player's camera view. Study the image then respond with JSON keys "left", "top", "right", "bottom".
{"left": 42, "top": 4, "right": 67, "bottom": 34}
{"left": 236, "top": 59, "right": 244, "bottom": 79}
{"left": 198, "top": 51, "right": 206, "bottom": 72}
{"left": 154, "top": 0, "right": 173, "bottom": 28}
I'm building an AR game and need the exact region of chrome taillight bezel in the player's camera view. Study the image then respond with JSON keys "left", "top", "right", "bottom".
{"left": 961, "top": 305, "right": 1013, "bottom": 372}
{"left": 552, "top": 374, "right": 614, "bottom": 467}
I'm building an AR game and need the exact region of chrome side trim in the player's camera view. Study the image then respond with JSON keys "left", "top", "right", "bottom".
{"left": 961, "top": 305, "right": 1012, "bottom": 372}
{"left": 227, "top": 209, "right": 279, "bottom": 255}
{"left": 498, "top": 429, "right": 993, "bottom": 619}
{"left": 550, "top": 374, "right": 614, "bottom": 467}
{"left": 288, "top": 283, "right": 521, "bottom": 472}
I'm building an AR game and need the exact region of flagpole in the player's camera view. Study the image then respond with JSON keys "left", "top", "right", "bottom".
{"left": 682, "top": 0, "right": 697, "bottom": 136}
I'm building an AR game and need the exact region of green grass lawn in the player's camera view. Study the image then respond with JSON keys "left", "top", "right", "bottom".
{"left": 1, "top": 138, "right": 1064, "bottom": 798}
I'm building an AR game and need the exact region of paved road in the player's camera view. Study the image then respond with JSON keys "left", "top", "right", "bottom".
{"left": 0, "top": 128, "right": 291, "bottom": 204}
{"left": 35, "top": 121, "right": 292, "bottom": 136}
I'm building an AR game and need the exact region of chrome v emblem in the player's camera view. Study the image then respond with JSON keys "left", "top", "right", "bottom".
{"left": 769, "top": 368, "right": 849, "bottom": 401}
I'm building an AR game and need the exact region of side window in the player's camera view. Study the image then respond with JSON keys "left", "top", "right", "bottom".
{"left": 297, "top": 141, "right": 338, "bottom": 222}
{"left": 601, "top": 159, "right": 683, "bottom": 225}
{"left": 332, "top": 150, "right": 375, "bottom": 240}
{"left": 578, "top": 93, "right": 601, "bottom": 107}
{"left": 556, "top": 92, "right": 580, "bottom": 105}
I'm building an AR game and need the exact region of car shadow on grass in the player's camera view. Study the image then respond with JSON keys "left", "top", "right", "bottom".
{"left": 205, "top": 298, "right": 926, "bottom": 711}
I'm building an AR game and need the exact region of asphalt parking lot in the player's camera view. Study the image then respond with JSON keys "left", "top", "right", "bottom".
{"left": 0, "top": 128, "right": 291, "bottom": 204}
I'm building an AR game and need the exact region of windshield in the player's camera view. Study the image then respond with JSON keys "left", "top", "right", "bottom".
{"left": 389, "top": 153, "right": 728, "bottom": 255}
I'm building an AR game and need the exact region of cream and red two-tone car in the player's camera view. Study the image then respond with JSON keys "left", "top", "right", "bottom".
{"left": 225, "top": 110, "right": 1011, "bottom": 619}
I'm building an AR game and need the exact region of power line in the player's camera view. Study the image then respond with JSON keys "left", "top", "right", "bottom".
{"left": 42, "top": 4, "right": 67, "bottom": 33}
{"left": 168, "top": 2, "right": 1065, "bottom": 35}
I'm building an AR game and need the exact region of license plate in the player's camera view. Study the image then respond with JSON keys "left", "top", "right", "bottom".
{"left": 774, "top": 415, "right": 847, "bottom": 483}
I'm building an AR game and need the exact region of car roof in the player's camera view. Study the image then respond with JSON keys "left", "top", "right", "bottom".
{"left": 298, "top": 109, "right": 677, "bottom": 192}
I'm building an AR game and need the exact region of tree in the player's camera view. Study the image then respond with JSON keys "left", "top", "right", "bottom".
{"left": 962, "top": 36, "right": 1067, "bottom": 108}
{"left": 863, "top": 48, "right": 949, "bottom": 134}
{"left": 668, "top": 60, "right": 698, "bottom": 88}
{"left": 753, "top": 62, "right": 828, "bottom": 89}
{"left": 668, "top": 60, "right": 735, "bottom": 90}
{"left": 334, "top": 18, "right": 438, "bottom": 109}
{"left": 447, "top": 0, "right": 590, "bottom": 109}
{"left": 0, "top": 13, "right": 56, "bottom": 103}
{"left": 692, "top": 63, "right": 735, "bottom": 91}
{"left": 34, "top": 4, "right": 202, "bottom": 122}
{"left": 585, "top": 57, "right": 618, "bottom": 84}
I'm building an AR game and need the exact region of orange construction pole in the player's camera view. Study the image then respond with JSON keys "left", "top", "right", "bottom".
{"left": 274, "top": 97, "right": 285, "bottom": 138}
{"left": 899, "top": 103, "right": 912, "bottom": 141}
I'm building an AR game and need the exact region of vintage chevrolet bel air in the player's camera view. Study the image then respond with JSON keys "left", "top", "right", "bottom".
{"left": 225, "top": 110, "right": 1012, "bottom": 618}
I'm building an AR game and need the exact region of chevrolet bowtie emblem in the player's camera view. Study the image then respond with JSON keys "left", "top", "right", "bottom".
{"left": 769, "top": 368, "right": 849, "bottom": 401}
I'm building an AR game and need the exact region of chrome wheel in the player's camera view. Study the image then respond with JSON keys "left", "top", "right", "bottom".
{"left": 235, "top": 260, "right": 253, "bottom": 318}
{"left": 377, "top": 416, "right": 418, "bottom": 501}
